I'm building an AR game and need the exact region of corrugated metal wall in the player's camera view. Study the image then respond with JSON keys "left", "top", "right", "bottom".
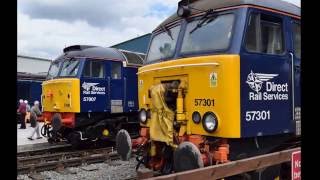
{"left": 17, "top": 56, "right": 51, "bottom": 74}
{"left": 111, "top": 33, "right": 151, "bottom": 54}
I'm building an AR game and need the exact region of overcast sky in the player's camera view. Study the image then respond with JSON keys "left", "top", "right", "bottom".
{"left": 18, "top": 0, "right": 300, "bottom": 60}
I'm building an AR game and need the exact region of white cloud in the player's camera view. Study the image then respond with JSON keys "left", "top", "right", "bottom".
{"left": 283, "top": 0, "right": 300, "bottom": 7}
{"left": 18, "top": 13, "right": 162, "bottom": 59}
{"left": 18, "top": 0, "right": 180, "bottom": 59}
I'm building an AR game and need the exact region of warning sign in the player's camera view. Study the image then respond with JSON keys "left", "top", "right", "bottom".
{"left": 209, "top": 72, "right": 217, "bottom": 87}
{"left": 291, "top": 151, "right": 301, "bottom": 180}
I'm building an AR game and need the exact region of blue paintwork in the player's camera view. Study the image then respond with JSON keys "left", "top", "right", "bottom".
{"left": 17, "top": 80, "right": 42, "bottom": 106}
{"left": 239, "top": 8, "right": 300, "bottom": 137}
{"left": 79, "top": 58, "right": 139, "bottom": 113}
{"left": 123, "top": 67, "right": 139, "bottom": 112}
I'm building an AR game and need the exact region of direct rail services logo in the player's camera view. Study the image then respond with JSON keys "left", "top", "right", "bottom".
{"left": 246, "top": 70, "right": 288, "bottom": 101}
{"left": 82, "top": 82, "right": 105, "bottom": 95}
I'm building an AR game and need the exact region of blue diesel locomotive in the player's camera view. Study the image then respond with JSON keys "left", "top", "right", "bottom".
{"left": 41, "top": 45, "right": 144, "bottom": 147}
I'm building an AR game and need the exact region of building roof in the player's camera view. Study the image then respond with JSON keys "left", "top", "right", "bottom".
{"left": 111, "top": 33, "right": 151, "bottom": 47}
{"left": 55, "top": 45, "right": 145, "bottom": 67}
{"left": 17, "top": 72, "right": 47, "bottom": 81}
{"left": 156, "top": 0, "right": 300, "bottom": 30}
{"left": 111, "top": 33, "right": 152, "bottom": 54}
{"left": 18, "top": 55, "right": 52, "bottom": 62}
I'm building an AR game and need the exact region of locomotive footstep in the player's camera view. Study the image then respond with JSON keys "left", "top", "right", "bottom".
{"left": 116, "top": 129, "right": 132, "bottom": 161}
{"left": 173, "top": 142, "right": 204, "bottom": 172}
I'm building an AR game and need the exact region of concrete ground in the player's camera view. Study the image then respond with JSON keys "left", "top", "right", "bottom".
{"left": 17, "top": 122, "right": 47, "bottom": 146}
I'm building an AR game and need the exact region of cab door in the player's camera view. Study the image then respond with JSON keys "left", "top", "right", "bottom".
{"left": 81, "top": 59, "right": 107, "bottom": 112}
{"left": 240, "top": 10, "right": 292, "bottom": 137}
{"left": 106, "top": 61, "right": 124, "bottom": 113}
{"left": 290, "top": 20, "right": 301, "bottom": 135}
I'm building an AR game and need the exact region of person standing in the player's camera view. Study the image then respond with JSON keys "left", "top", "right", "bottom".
{"left": 28, "top": 101, "right": 43, "bottom": 140}
{"left": 17, "top": 99, "right": 26, "bottom": 129}
{"left": 24, "top": 100, "right": 31, "bottom": 123}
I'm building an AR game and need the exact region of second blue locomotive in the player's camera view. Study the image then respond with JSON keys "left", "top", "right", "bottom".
{"left": 41, "top": 45, "right": 144, "bottom": 147}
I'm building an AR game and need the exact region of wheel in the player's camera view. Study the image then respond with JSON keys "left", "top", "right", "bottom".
{"left": 116, "top": 129, "right": 132, "bottom": 161}
{"left": 173, "top": 142, "right": 204, "bottom": 172}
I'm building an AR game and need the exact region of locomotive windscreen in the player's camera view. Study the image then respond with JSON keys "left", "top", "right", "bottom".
{"left": 120, "top": 51, "right": 144, "bottom": 66}
{"left": 138, "top": 54, "right": 146, "bottom": 62}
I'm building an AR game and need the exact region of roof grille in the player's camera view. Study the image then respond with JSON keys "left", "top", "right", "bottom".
{"left": 63, "top": 45, "right": 97, "bottom": 53}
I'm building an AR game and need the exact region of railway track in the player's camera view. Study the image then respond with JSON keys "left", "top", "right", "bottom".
{"left": 17, "top": 147, "right": 119, "bottom": 175}
{"left": 17, "top": 142, "right": 72, "bottom": 157}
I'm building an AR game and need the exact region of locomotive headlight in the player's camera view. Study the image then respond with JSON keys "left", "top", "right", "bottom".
{"left": 192, "top": 111, "right": 201, "bottom": 124}
{"left": 139, "top": 109, "right": 147, "bottom": 124}
{"left": 202, "top": 112, "right": 218, "bottom": 133}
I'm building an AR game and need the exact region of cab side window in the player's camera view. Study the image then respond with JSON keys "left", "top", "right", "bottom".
{"left": 92, "top": 61, "right": 104, "bottom": 78}
{"left": 83, "top": 61, "right": 105, "bottom": 78}
{"left": 245, "top": 13, "right": 284, "bottom": 55}
{"left": 293, "top": 23, "right": 301, "bottom": 59}
{"left": 83, "top": 61, "right": 91, "bottom": 77}
{"left": 111, "top": 63, "right": 121, "bottom": 79}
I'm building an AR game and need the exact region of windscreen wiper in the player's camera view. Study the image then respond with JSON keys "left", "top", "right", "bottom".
{"left": 189, "top": 9, "right": 217, "bottom": 34}
{"left": 161, "top": 25, "right": 173, "bottom": 40}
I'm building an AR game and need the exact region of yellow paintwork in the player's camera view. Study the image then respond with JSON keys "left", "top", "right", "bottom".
{"left": 176, "top": 88, "right": 186, "bottom": 121}
{"left": 42, "top": 78, "right": 80, "bottom": 113}
{"left": 138, "top": 55, "right": 241, "bottom": 138}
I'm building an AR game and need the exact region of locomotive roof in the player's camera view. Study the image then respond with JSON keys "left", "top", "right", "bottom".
{"left": 55, "top": 45, "right": 145, "bottom": 67}
{"left": 156, "top": 0, "right": 300, "bottom": 30}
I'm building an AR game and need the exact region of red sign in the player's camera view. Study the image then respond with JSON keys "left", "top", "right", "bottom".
{"left": 291, "top": 151, "right": 301, "bottom": 180}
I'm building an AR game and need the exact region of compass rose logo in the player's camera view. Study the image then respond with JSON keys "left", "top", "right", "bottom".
{"left": 246, "top": 71, "right": 278, "bottom": 93}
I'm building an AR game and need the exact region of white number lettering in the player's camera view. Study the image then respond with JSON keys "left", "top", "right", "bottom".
{"left": 246, "top": 111, "right": 271, "bottom": 122}
{"left": 83, "top": 97, "right": 96, "bottom": 102}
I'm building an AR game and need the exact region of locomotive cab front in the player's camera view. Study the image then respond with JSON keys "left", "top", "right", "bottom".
{"left": 117, "top": 0, "right": 300, "bottom": 177}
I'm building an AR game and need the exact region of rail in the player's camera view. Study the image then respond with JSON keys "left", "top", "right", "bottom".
{"left": 17, "top": 147, "right": 119, "bottom": 174}
{"left": 138, "top": 147, "right": 301, "bottom": 180}
{"left": 17, "top": 142, "right": 71, "bottom": 157}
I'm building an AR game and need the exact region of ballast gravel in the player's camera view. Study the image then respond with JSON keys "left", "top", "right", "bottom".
{"left": 17, "top": 157, "right": 145, "bottom": 180}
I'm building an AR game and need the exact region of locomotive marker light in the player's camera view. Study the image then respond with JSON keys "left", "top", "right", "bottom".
{"left": 202, "top": 112, "right": 218, "bottom": 132}
{"left": 192, "top": 111, "right": 201, "bottom": 124}
{"left": 139, "top": 108, "right": 147, "bottom": 124}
